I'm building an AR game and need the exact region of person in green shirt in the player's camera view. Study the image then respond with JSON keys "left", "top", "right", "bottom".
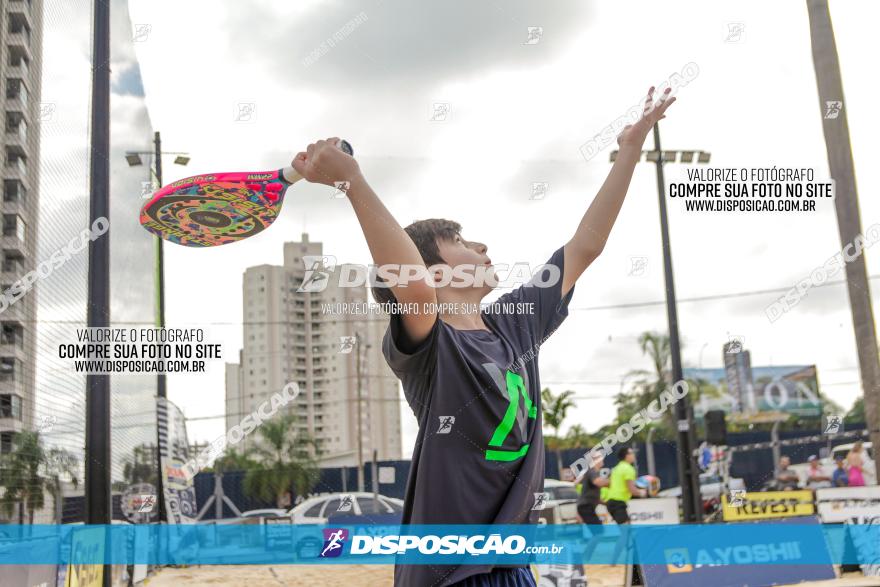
{"left": 605, "top": 446, "right": 647, "bottom": 524}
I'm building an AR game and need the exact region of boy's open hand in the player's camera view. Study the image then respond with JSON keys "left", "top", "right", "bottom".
{"left": 292, "top": 137, "right": 360, "bottom": 187}
{"left": 616, "top": 86, "right": 677, "bottom": 149}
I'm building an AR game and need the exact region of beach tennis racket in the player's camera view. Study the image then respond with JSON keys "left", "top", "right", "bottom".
{"left": 139, "top": 140, "right": 353, "bottom": 247}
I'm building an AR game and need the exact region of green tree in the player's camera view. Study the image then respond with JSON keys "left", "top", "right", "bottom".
{"left": 242, "top": 413, "right": 320, "bottom": 508}
{"left": 208, "top": 447, "right": 257, "bottom": 473}
{"left": 613, "top": 331, "right": 678, "bottom": 442}
{"left": 0, "top": 431, "right": 78, "bottom": 524}
{"left": 541, "top": 387, "right": 576, "bottom": 478}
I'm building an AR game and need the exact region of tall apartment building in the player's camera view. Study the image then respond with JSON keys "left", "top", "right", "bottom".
{"left": 0, "top": 0, "right": 42, "bottom": 454}
{"left": 226, "top": 233, "right": 402, "bottom": 469}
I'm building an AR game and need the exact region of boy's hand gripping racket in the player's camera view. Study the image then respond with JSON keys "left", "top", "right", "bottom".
{"left": 139, "top": 140, "right": 353, "bottom": 247}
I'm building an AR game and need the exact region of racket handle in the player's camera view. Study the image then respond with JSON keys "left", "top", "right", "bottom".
{"left": 282, "top": 139, "right": 354, "bottom": 183}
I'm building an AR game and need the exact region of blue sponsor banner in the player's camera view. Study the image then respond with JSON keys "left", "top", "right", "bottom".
{"left": 0, "top": 522, "right": 873, "bottom": 566}
{"left": 636, "top": 517, "right": 837, "bottom": 587}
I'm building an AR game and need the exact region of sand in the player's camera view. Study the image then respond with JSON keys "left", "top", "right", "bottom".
{"left": 146, "top": 565, "right": 880, "bottom": 586}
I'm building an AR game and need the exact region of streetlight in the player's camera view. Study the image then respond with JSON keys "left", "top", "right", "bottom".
{"left": 611, "top": 131, "right": 711, "bottom": 524}
{"left": 125, "top": 132, "right": 189, "bottom": 525}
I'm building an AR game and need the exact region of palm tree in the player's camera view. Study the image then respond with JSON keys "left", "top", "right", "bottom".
{"left": 615, "top": 331, "right": 677, "bottom": 441}
{"left": 242, "top": 413, "right": 320, "bottom": 508}
{"left": 541, "top": 388, "right": 576, "bottom": 478}
{"left": 210, "top": 447, "right": 257, "bottom": 473}
{"left": 806, "top": 0, "right": 880, "bottom": 456}
{"left": 0, "top": 431, "right": 79, "bottom": 524}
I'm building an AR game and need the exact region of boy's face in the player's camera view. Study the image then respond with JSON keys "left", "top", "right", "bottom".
{"left": 434, "top": 232, "right": 494, "bottom": 290}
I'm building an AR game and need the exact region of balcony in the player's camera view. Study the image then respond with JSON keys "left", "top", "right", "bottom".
{"left": 7, "top": 58, "right": 29, "bottom": 80}
{"left": 3, "top": 180, "right": 25, "bottom": 204}
{"left": 5, "top": 114, "right": 26, "bottom": 146}
{"left": 4, "top": 157, "right": 27, "bottom": 183}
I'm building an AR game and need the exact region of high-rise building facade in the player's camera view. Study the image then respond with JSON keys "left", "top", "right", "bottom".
{"left": 226, "top": 233, "right": 402, "bottom": 468}
{"left": 0, "top": 0, "right": 43, "bottom": 453}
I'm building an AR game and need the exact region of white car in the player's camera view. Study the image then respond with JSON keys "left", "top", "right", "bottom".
{"left": 538, "top": 479, "right": 580, "bottom": 524}
{"left": 240, "top": 508, "right": 288, "bottom": 520}
{"left": 790, "top": 441, "right": 875, "bottom": 487}
{"left": 287, "top": 492, "right": 403, "bottom": 524}
{"left": 658, "top": 473, "right": 745, "bottom": 501}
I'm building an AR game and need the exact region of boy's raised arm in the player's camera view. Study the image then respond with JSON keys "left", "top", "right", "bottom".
{"left": 562, "top": 86, "right": 677, "bottom": 298}
{"left": 292, "top": 138, "right": 438, "bottom": 346}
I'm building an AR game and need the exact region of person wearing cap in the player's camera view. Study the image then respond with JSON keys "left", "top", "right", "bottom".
{"left": 832, "top": 456, "right": 850, "bottom": 487}
{"left": 806, "top": 455, "right": 832, "bottom": 489}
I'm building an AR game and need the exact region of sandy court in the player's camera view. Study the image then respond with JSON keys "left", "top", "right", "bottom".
{"left": 146, "top": 565, "right": 880, "bottom": 586}
{"left": 145, "top": 564, "right": 627, "bottom": 586}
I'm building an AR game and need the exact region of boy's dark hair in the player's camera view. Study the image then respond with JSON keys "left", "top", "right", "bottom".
{"left": 617, "top": 446, "right": 632, "bottom": 461}
{"left": 370, "top": 218, "right": 462, "bottom": 306}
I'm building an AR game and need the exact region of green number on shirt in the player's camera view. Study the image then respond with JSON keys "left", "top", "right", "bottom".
{"left": 485, "top": 370, "right": 537, "bottom": 462}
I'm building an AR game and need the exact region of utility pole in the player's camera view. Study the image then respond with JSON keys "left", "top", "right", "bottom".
{"left": 85, "top": 0, "right": 111, "bottom": 583}
{"left": 651, "top": 124, "right": 702, "bottom": 523}
{"left": 153, "top": 131, "right": 167, "bottom": 526}
{"left": 355, "top": 331, "right": 364, "bottom": 492}
{"left": 806, "top": 0, "right": 880, "bottom": 455}
{"left": 611, "top": 134, "right": 711, "bottom": 523}
{"left": 125, "top": 135, "right": 189, "bottom": 525}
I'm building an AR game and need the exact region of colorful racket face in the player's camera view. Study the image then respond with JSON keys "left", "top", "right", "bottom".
{"left": 140, "top": 170, "right": 289, "bottom": 247}
{"left": 139, "top": 140, "right": 353, "bottom": 248}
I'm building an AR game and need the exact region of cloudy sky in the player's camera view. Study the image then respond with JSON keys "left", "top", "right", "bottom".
{"left": 113, "top": 0, "right": 880, "bottom": 455}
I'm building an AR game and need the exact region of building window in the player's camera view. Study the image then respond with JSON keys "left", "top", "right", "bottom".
{"left": 0, "top": 394, "right": 22, "bottom": 419}
{"left": 0, "top": 431, "right": 14, "bottom": 454}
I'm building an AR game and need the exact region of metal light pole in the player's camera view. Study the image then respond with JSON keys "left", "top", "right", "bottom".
{"left": 611, "top": 132, "right": 711, "bottom": 523}
{"left": 355, "top": 332, "right": 364, "bottom": 492}
{"left": 85, "top": 0, "right": 111, "bottom": 583}
{"left": 125, "top": 135, "right": 188, "bottom": 524}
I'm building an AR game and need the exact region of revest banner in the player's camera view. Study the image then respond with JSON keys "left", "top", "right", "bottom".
{"left": 721, "top": 490, "right": 815, "bottom": 521}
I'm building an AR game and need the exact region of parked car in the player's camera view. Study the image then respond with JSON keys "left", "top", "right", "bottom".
{"left": 658, "top": 473, "right": 746, "bottom": 501}
{"left": 287, "top": 492, "right": 403, "bottom": 524}
{"left": 537, "top": 479, "right": 580, "bottom": 524}
{"left": 240, "top": 508, "right": 288, "bottom": 520}
{"left": 789, "top": 441, "right": 875, "bottom": 487}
